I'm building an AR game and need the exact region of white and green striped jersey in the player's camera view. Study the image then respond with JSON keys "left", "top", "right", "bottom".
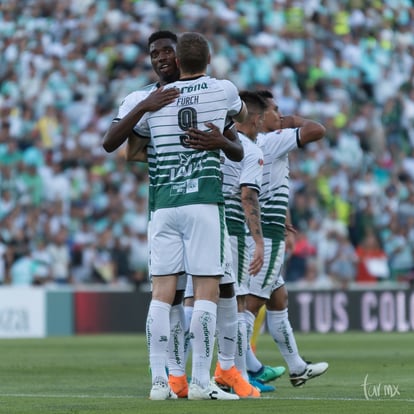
{"left": 256, "top": 128, "right": 301, "bottom": 238}
{"left": 135, "top": 75, "right": 243, "bottom": 211}
{"left": 221, "top": 133, "right": 264, "bottom": 236}
{"left": 115, "top": 82, "right": 158, "bottom": 214}
{"left": 116, "top": 83, "right": 158, "bottom": 120}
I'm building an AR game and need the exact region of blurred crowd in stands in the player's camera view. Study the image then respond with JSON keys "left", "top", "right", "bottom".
{"left": 1, "top": 0, "right": 414, "bottom": 289}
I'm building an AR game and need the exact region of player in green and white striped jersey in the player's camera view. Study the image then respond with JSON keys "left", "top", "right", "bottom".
{"left": 219, "top": 91, "right": 265, "bottom": 388}
{"left": 245, "top": 90, "right": 329, "bottom": 388}
{"left": 189, "top": 92, "right": 287, "bottom": 393}
{"left": 135, "top": 32, "right": 247, "bottom": 401}
{"left": 104, "top": 31, "right": 246, "bottom": 400}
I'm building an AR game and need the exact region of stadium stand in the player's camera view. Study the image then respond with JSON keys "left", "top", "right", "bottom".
{"left": 0, "top": 0, "right": 413, "bottom": 289}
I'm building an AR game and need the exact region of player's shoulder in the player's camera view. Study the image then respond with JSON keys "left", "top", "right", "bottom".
{"left": 257, "top": 129, "right": 281, "bottom": 141}
{"left": 257, "top": 129, "right": 295, "bottom": 144}
{"left": 216, "top": 78, "right": 238, "bottom": 91}
{"left": 251, "top": 140, "right": 264, "bottom": 159}
{"left": 142, "top": 82, "right": 159, "bottom": 91}
{"left": 257, "top": 130, "right": 299, "bottom": 159}
{"left": 203, "top": 76, "right": 238, "bottom": 92}
{"left": 122, "top": 83, "right": 158, "bottom": 103}
{"left": 240, "top": 134, "right": 263, "bottom": 156}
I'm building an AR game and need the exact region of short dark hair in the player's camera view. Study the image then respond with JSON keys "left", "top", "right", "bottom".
{"left": 147, "top": 31, "right": 177, "bottom": 48}
{"left": 176, "top": 32, "right": 209, "bottom": 74}
{"left": 256, "top": 90, "right": 274, "bottom": 100}
{"left": 256, "top": 89, "right": 278, "bottom": 111}
{"left": 239, "top": 90, "right": 267, "bottom": 115}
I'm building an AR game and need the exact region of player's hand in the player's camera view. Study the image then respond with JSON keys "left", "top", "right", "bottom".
{"left": 141, "top": 87, "right": 179, "bottom": 112}
{"left": 249, "top": 242, "right": 264, "bottom": 276}
{"left": 285, "top": 224, "right": 297, "bottom": 255}
{"left": 186, "top": 122, "right": 225, "bottom": 150}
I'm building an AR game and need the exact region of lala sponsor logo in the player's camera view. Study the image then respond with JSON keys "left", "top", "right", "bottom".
{"left": 170, "top": 153, "right": 203, "bottom": 180}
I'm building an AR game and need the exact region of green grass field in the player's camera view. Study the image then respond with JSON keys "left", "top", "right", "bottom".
{"left": 0, "top": 332, "right": 413, "bottom": 414}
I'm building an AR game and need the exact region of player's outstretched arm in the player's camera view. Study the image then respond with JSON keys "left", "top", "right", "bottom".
{"left": 280, "top": 115, "right": 326, "bottom": 146}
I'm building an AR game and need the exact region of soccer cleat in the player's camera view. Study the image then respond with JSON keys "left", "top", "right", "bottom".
{"left": 248, "top": 365, "right": 286, "bottom": 383}
{"left": 168, "top": 374, "right": 189, "bottom": 398}
{"left": 248, "top": 376, "right": 276, "bottom": 393}
{"left": 290, "top": 361, "right": 329, "bottom": 387}
{"left": 214, "top": 363, "right": 260, "bottom": 398}
{"left": 215, "top": 381, "right": 231, "bottom": 393}
{"left": 188, "top": 380, "right": 240, "bottom": 400}
{"left": 149, "top": 379, "right": 178, "bottom": 400}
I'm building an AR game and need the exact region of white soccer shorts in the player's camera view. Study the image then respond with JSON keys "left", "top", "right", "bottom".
{"left": 150, "top": 204, "right": 226, "bottom": 277}
{"left": 247, "top": 236, "right": 285, "bottom": 299}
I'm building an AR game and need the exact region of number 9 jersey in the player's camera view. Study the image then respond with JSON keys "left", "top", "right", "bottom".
{"left": 134, "top": 76, "right": 243, "bottom": 211}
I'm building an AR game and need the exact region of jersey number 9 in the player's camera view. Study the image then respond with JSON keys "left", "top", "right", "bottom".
{"left": 178, "top": 107, "right": 197, "bottom": 148}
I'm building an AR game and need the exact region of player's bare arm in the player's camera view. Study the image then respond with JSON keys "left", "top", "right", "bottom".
{"left": 241, "top": 186, "right": 264, "bottom": 275}
{"left": 284, "top": 209, "right": 297, "bottom": 255}
{"left": 125, "top": 135, "right": 150, "bottom": 162}
{"left": 279, "top": 115, "right": 326, "bottom": 146}
{"left": 102, "top": 87, "right": 179, "bottom": 153}
{"left": 185, "top": 123, "right": 244, "bottom": 161}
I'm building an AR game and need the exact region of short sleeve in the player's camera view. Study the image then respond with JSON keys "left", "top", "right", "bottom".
{"left": 240, "top": 143, "right": 263, "bottom": 192}
{"left": 220, "top": 79, "right": 243, "bottom": 118}
{"left": 257, "top": 129, "right": 299, "bottom": 158}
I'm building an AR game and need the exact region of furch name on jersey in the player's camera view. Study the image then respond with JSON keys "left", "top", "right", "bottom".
{"left": 177, "top": 95, "right": 199, "bottom": 106}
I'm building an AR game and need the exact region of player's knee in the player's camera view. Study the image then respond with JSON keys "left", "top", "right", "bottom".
{"left": 269, "top": 286, "right": 288, "bottom": 310}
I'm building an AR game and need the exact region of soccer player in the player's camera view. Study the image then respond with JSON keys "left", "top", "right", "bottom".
{"left": 218, "top": 91, "right": 286, "bottom": 392}
{"left": 186, "top": 92, "right": 286, "bottom": 393}
{"left": 183, "top": 91, "right": 270, "bottom": 398}
{"left": 134, "top": 32, "right": 247, "bottom": 401}
{"left": 103, "top": 31, "right": 242, "bottom": 162}
{"left": 218, "top": 90, "right": 266, "bottom": 390}
{"left": 102, "top": 31, "right": 244, "bottom": 399}
{"left": 244, "top": 90, "right": 329, "bottom": 387}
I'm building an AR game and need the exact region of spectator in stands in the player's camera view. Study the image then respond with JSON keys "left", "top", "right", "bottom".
{"left": 355, "top": 229, "right": 390, "bottom": 283}
{"left": 285, "top": 229, "right": 317, "bottom": 283}
{"left": 91, "top": 229, "right": 116, "bottom": 284}
{"left": 47, "top": 227, "right": 72, "bottom": 285}
{"left": 383, "top": 216, "right": 414, "bottom": 281}
{"left": 9, "top": 242, "right": 49, "bottom": 286}
{"left": 326, "top": 231, "right": 358, "bottom": 289}
{"left": 110, "top": 236, "right": 132, "bottom": 285}
{"left": 31, "top": 237, "right": 53, "bottom": 285}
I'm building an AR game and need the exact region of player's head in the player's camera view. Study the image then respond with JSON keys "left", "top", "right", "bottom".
{"left": 148, "top": 30, "right": 180, "bottom": 85}
{"left": 176, "top": 32, "right": 210, "bottom": 75}
{"left": 237, "top": 90, "right": 267, "bottom": 139}
{"left": 256, "top": 90, "right": 282, "bottom": 133}
{"left": 239, "top": 90, "right": 267, "bottom": 118}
